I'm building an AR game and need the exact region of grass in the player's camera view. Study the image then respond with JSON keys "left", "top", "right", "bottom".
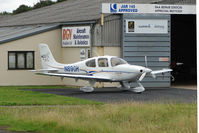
{"left": 0, "top": 86, "right": 196, "bottom": 132}
{"left": 0, "top": 86, "right": 101, "bottom": 106}
{"left": 0, "top": 102, "right": 196, "bottom": 133}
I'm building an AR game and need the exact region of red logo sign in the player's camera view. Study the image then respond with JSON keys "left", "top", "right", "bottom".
{"left": 62, "top": 29, "right": 72, "bottom": 40}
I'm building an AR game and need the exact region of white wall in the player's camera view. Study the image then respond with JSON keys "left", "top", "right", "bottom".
{"left": 0, "top": 29, "right": 121, "bottom": 87}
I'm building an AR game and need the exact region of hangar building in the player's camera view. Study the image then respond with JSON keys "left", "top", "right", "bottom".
{"left": 0, "top": 0, "right": 196, "bottom": 87}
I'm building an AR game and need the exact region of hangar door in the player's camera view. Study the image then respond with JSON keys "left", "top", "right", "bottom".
{"left": 122, "top": 14, "right": 171, "bottom": 87}
{"left": 171, "top": 15, "right": 196, "bottom": 85}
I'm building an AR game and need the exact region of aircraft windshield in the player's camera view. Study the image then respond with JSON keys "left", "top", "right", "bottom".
{"left": 111, "top": 58, "right": 127, "bottom": 67}
{"left": 86, "top": 59, "right": 96, "bottom": 67}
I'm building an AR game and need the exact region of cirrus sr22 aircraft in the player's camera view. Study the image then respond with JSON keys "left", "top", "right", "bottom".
{"left": 31, "top": 43, "right": 172, "bottom": 93}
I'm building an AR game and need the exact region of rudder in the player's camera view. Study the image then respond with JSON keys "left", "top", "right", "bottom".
{"left": 39, "top": 43, "right": 58, "bottom": 69}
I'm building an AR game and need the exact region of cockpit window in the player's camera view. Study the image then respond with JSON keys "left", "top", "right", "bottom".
{"left": 98, "top": 58, "right": 108, "bottom": 67}
{"left": 86, "top": 59, "right": 96, "bottom": 67}
{"left": 111, "top": 58, "right": 127, "bottom": 67}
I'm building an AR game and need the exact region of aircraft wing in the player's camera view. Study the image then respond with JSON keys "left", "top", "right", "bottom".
{"left": 151, "top": 68, "right": 172, "bottom": 75}
{"left": 35, "top": 72, "right": 112, "bottom": 81}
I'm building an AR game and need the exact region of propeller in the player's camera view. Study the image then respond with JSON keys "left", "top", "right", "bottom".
{"left": 138, "top": 56, "right": 156, "bottom": 81}
{"left": 150, "top": 73, "right": 156, "bottom": 78}
{"left": 139, "top": 72, "right": 146, "bottom": 81}
{"left": 138, "top": 56, "right": 172, "bottom": 81}
{"left": 145, "top": 56, "right": 148, "bottom": 67}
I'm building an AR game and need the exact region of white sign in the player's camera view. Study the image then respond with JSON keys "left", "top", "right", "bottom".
{"left": 80, "top": 48, "right": 91, "bottom": 61}
{"left": 62, "top": 26, "right": 90, "bottom": 47}
{"left": 80, "top": 49, "right": 86, "bottom": 61}
{"left": 126, "top": 19, "right": 168, "bottom": 34}
{"left": 102, "top": 3, "right": 196, "bottom": 14}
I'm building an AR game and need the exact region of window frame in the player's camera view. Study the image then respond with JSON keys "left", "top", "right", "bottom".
{"left": 98, "top": 58, "right": 109, "bottom": 67}
{"left": 85, "top": 59, "right": 96, "bottom": 67}
{"left": 8, "top": 51, "right": 35, "bottom": 70}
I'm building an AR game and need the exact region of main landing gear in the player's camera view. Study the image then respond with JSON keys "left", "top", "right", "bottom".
{"left": 80, "top": 80, "right": 96, "bottom": 92}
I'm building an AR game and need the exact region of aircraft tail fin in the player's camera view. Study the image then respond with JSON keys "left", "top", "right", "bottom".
{"left": 39, "top": 43, "right": 58, "bottom": 69}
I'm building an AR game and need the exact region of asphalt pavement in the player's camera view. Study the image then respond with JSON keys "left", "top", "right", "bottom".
{"left": 27, "top": 87, "right": 197, "bottom": 103}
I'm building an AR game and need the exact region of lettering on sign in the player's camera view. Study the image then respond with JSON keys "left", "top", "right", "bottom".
{"left": 102, "top": 3, "right": 196, "bottom": 14}
{"left": 62, "top": 26, "right": 90, "bottom": 47}
{"left": 126, "top": 19, "right": 168, "bottom": 34}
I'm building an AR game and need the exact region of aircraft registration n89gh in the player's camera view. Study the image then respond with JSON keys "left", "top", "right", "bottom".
{"left": 31, "top": 43, "right": 172, "bottom": 93}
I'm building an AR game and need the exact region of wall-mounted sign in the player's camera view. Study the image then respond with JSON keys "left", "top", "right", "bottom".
{"left": 62, "top": 26, "right": 90, "bottom": 47}
{"left": 80, "top": 48, "right": 91, "bottom": 61}
{"left": 159, "top": 57, "right": 169, "bottom": 62}
{"left": 126, "top": 19, "right": 168, "bottom": 34}
{"left": 102, "top": 3, "right": 196, "bottom": 14}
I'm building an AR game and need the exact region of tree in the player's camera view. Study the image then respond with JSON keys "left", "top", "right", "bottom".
{"left": 57, "top": 0, "right": 67, "bottom": 2}
{"left": 13, "top": 5, "right": 32, "bottom": 14}
{"left": 33, "top": 1, "right": 55, "bottom": 9}
{"left": 12, "top": 0, "right": 67, "bottom": 15}
{"left": 0, "top": 11, "right": 11, "bottom": 15}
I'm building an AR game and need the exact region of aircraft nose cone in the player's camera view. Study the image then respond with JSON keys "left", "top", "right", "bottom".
{"left": 144, "top": 68, "right": 152, "bottom": 73}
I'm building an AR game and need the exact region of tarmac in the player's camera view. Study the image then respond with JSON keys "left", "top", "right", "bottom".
{"left": 27, "top": 87, "right": 197, "bottom": 103}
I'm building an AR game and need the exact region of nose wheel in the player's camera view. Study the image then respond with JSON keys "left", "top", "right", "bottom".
{"left": 129, "top": 82, "right": 145, "bottom": 93}
{"left": 119, "top": 81, "right": 145, "bottom": 93}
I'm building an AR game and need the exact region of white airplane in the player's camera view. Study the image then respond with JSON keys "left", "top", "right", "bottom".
{"left": 31, "top": 43, "right": 172, "bottom": 93}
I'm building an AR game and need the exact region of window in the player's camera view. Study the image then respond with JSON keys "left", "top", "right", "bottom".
{"left": 8, "top": 51, "right": 34, "bottom": 70}
{"left": 98, "top": 58, "right": 108, "bottom": 67}
{"left": 111, "top": 58, "right": 127, "bottom": 67}
{"left": 86, "top": 59, "right": 96, "bottom": 67}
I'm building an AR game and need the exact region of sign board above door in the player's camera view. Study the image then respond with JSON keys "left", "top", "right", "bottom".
{"left": 102, "top": 3, "right": 196, "bottom": 14}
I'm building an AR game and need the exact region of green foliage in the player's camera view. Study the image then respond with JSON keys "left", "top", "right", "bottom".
{"left": 33, "top": 1, "right": 55, "bottom": 9}
{"left": 0, "top": 86, "right": 101, "bottom": 105}
{"left": 13, "top": 5, "right": 32, "bottom": 14}
{"left": 57, "top": 0, "right": 67, "bottom": 2}
{"left": 0, "top": 11, "right": 11, "bottom": 15}
{"left": 1, "top": 0, "right": 68, "bottom": 15}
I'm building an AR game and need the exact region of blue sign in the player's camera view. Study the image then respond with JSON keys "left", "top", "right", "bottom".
{"left": 110, "top": 3, "right": 117, "bottom": 13}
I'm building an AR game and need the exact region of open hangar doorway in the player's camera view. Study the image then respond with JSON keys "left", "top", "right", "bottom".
{"left": 171, "top": 14, "right": 196, "bottom": 85}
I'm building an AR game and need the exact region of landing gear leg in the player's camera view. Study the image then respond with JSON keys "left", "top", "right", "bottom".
{"left": 118, "top": 81, "right": 131, "bottom": 90}
{"left": 80, "top": 80, "right": 96, "bottom": 92}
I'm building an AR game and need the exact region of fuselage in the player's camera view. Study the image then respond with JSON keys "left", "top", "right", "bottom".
{"left": 47, "top": 56, "right": 150, "bottom": 82}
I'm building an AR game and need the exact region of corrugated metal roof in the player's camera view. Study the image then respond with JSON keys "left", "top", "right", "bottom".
{"left": 0, "top": 0, "right": 195, "bottom": 44}
{"left": 0, "top": 0, "right": 161, "bottom": 27}
{"left": 0, "top": 0, "right": 195, "bottom": 27}
{"left": 0, "top": 24, "right": 59, "bottom": 44}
